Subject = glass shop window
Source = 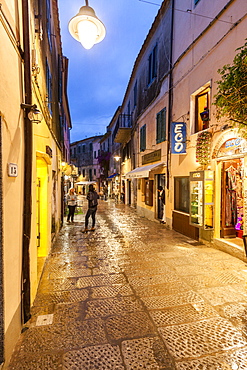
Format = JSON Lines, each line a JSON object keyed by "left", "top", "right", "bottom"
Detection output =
{"left": 174, "top": 177, "right": 189, "bottom": 213}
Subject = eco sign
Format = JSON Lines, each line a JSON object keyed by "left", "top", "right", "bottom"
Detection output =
{"left": 171, "top": 122, "right": 186, "bottom": 154}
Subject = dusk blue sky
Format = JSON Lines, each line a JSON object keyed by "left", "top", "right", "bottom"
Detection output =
{"left": 58, "top": 0, "right": 162, "bottom": 143}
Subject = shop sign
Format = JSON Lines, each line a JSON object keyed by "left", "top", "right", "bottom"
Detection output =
{"left": 142, "top": 149, "right": 161, "bottom": 165}
{"left": 217, "top": 138, "right": 247, "bottom": 158}
{"left": 46, "top": 145, "right": 53, "bottom": 158}
{"left": 171, "top": 122, "right": 186, "bottom": 154}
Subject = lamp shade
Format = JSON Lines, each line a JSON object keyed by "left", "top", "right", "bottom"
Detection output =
{"left": 68, "top": 5, "right": 106, "bottom": 49}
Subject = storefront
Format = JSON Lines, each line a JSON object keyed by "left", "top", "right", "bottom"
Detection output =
{"left": 125, "top": 162, "right": 165, "bottom": 219}
{"left": 212, "top": 135, "right": 247, "bottom": 245}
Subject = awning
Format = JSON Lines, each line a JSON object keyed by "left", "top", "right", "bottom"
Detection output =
{"left": 107, "top": 173, "right": 119, "bottom": 180}
{"left": 125, "top": 162, "right": 164, "bottom": 179}
{"left": 75, "top": 181, "right": 96, "bottom": 185}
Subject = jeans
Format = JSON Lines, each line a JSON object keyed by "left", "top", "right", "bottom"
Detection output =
{"left": 67, "top": 205, "right": 76, "bottom": 222}
{"left": 85, "top": 206, "right": 97, "bottom": 228}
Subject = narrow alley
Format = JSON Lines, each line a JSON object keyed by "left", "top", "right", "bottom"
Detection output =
{"left": 8, "top": 199, "right": 247, "bottom": 369}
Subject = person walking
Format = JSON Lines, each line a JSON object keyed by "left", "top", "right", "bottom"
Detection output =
{"left": 157, "top": 185, "right": 166, "bottom": 224}
{"left": 83, "top": 184, "right": 99, "bottom": 232}
{"left": 66, "top": 187, "right": 77, "bottom": 223}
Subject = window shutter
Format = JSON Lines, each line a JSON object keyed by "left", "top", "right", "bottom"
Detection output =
{"left": 161, "top": 108, "right": 166, "bottom": 142}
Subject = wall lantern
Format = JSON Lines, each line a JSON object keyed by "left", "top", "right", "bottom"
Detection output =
{"left": 114, "top": 156, "right": 121, "bottom": 162}
{"left": 68, "top": 0, "right": 106, "bottom": 50}
{"left": 21, "top": 103, "right": 43, "bottom": 124}
{"left": 200, "top": 107, "right": 210, "bottom": 122}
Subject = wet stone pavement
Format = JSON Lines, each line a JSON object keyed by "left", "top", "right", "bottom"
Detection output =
{"left": 8, "top": 200, "right": 247, "bottom": 369}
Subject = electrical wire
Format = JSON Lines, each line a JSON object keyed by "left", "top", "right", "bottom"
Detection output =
{"left": 138, "top": 0, "right": 161, "bottom": 6}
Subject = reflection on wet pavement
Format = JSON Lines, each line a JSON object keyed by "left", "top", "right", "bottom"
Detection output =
{"left": 8, "top": 200, "right": 247, "bottom": 369}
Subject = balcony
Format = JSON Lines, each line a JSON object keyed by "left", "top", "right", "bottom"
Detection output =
{"left": 113, "top": 114, "right": 132, "bottom": 143}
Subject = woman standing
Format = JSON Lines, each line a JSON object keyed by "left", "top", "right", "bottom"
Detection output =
{"left": 66, "top": 188, "right": 77, "bottom": 223}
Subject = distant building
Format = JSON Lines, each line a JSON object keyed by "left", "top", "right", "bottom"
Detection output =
{"left": 70, "top": 136, "right": 103, "bottom": 191}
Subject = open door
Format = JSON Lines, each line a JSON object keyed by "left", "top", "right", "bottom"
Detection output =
{"left": 221, "top": 160, "right": 243, "bottom": 238}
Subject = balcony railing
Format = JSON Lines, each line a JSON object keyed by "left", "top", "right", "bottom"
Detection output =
{"left": 113, "top": 114, "right": 132, "bottom": 143}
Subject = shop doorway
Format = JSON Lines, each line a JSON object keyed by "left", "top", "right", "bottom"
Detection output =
{"left": 128, "top": 180, "right": 131, "bottom": 205}
{"left": 221, "top": 159, "right": 243, "bottom": 238}
{"left": 36, "top": 158, "right": 49, "bottom": 256}
{"left": 36, "top": 178, "right": 41, "bottom": 248}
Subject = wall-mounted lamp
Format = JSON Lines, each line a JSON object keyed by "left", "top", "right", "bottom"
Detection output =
{"left": 68, "top": 0, "right": 106, "bottom": 50}
{"left": 21, "top": 103, "right": 43, "bottom": 124}
{"left": 200, "top": 107, "right": 210, "bottom": 122}
{"left": 114, "top": 156, "right": 121, "bottom": 162}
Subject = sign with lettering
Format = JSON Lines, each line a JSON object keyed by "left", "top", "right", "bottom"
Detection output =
{"left": 8, "top": 163, "right": 18, "bottom": 177}
{"left": 217, "top": 137, "right": 247, "bottom": 157}
{"left": 142, "top": 149, "right": 161, "bottom": 165}
{"left": 46, "top": 145, "right": 53, "bottom": 158}
{"left": 171, "top": 122, "right": 186, "bottom": 154}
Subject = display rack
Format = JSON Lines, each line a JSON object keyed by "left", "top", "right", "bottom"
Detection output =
{"left": 189, "top": 170, "right": 214, "bottom": 229}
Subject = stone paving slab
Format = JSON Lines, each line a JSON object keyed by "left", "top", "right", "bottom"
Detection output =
{"left": 7, "top": 200, "right": 247, "bottom": 369}
{"left": 159, "top": 317, "right": 247, "bottom": 360}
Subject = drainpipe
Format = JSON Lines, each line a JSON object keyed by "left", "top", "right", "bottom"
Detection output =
{"left": 166, "top": 0, "right": 174, "bottom": 190}
{"left": 22, "top": 0, "right": 32, "bottom": 323}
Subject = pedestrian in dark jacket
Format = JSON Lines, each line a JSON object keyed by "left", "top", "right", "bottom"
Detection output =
{"left": 158, "top": 185, "right": 166, "bottom": 224}
{"left": 83, "top": 184, "right": 99, "bottom": 232}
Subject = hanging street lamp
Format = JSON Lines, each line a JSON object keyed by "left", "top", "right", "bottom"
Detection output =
{"left": 68, "top": 0, "right": 106, "bottom": 50}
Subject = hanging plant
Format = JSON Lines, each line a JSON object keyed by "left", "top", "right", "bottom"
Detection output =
{"left": 196, "top": 131, "right": 212, "bottom": 165}
{"left": 97, "top": 151, "right": 111, "bottom": 178}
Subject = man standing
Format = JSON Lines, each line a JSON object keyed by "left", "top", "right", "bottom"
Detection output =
{"left": 83, "top": 184, "right": 99, "bottom": 232}
{"left": 66, "top": 188, "right": 77, "bottom": 223}
{"left": 157, "top": 185, "right": 166, "bottom": 224}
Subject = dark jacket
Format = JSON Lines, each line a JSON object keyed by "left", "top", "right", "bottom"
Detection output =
{"left": 160, "top": 190, "right": 165, "bottom": 204}
{"left": 87, "top": 190, "right": 99, "bottom": 208}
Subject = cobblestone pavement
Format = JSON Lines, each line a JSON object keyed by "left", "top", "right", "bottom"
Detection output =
{"left": 8, "top": 200, "right": 247, "bottom": 369}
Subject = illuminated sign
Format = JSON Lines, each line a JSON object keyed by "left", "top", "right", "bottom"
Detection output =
{"left": 171, "top": 122, "right": 186, "bottom": 154}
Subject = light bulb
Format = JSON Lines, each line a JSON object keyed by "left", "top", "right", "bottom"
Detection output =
{"left": 77, "top": 19, "right": 98, "bottom": 50}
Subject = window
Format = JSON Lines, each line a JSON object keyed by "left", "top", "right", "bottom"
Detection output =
{"left": 140, "top": 124, "right": 146, "bottom": 152}
{"left": 82, "top": 169, "right": 85, "bottom": 177}
{"left": 46, "top": 60, "right": 52, "bottom": 114}
{"left": 89, "top": 143, "right": 93, "bottom": 151}
{"left": 148, "top": 44, "right": 157, "bottom": 85}
{"left": 94, "top": 169, "right": 96, "bottom": 176}
{"left": 73, "top": 147, "right": 76, "bottom": 156}
{"left": 134, "top": 80, "right": 137, "bottom": 108}
{"left": 156, "top": 108, "right": 166, "bottom": 144}
{"left": 94, "top": 151, "right": 97, "bottom": 158}
{"left": 78, "top": 146, "right": 81, "bottom": 153}
{"left": 46, "top": 0, "right": 52, "bottom": 49}
{"left": 174, "top": 177, "right": 189, "bottom": 213}
{"left": 194, "top": 86, "right": 210, "bottom": 133}
{"left": 194, "top": 0, "right": 201, "bottom": 5}
{"left": 82, "top": 145, "right": 85, "bottom": 153}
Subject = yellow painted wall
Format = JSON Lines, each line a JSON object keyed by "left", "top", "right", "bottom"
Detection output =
{"left": 0, "top": 0, "right": 24, "bottom": 364}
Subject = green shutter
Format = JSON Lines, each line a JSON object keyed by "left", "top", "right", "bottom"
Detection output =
{"left": 161, "top": 108, "right": 166, "bottom": 142}
{"left": 156, "top": 108, "right": 166, "bottom": 143}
